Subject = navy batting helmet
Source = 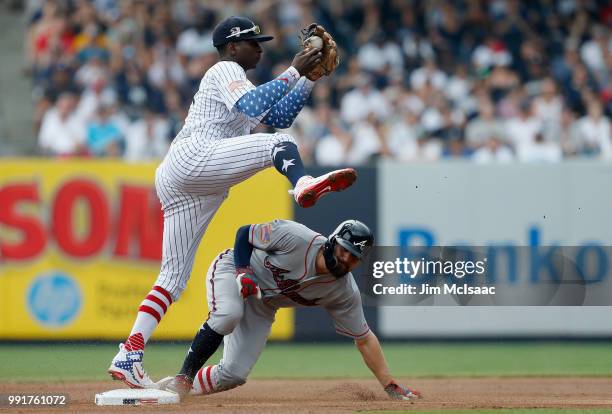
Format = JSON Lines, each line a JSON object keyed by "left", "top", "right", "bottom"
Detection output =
{"left": 329, "top": 220, "right": 374, "bottom": 259}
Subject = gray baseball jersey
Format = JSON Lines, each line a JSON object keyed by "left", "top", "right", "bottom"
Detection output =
{"left": 248, "top": 219, "right": 370, "bottom": 339}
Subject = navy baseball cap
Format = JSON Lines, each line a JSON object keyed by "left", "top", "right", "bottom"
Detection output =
{"left": 212, "top": 16, "right": 274, "bottom": 47}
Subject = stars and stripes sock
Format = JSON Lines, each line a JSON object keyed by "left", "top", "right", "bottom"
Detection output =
{"left": 271, "top": 142, "right": 306, "bottom": 187}
{"left": 179, "top": 322, "right": 224, "bottom": 380}
{"left": 124, "top": 285, "right": 173, "bottom": 351}
{"left": 235, "top": 66, "right": 301, "bottom": 117}
{"left": 261, "top": 77, "right": 315, "bottom": 128}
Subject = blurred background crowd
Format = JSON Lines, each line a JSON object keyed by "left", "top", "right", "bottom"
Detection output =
{"left": 24, "top": 0, "right": 611, "bottom": 164}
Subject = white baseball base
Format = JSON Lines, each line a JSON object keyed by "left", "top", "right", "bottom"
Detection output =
{"left": 95, "top": 388, "right": 180, "bottom": 406}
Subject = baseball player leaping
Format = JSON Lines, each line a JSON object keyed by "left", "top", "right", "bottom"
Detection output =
{"left": 108, "top": 16, "right": 356, "bottom": 388}
{"left": 156, "top": 219, "right": 422, "bottom": 401}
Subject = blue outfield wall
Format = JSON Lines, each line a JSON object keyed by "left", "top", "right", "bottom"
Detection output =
{"left": 293, "top": 167, "right": 378, "bottom": 341}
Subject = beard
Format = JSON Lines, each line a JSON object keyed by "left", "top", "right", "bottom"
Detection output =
{"left": 329, "top": 262, "right": 349, "bottom": 278}
{"left": 323, "top": 242, "right": 349, "bottom": 278}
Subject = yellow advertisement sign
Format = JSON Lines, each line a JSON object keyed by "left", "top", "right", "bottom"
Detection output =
{"left": 0, "top": 160, "right": 293, "bottom": 340}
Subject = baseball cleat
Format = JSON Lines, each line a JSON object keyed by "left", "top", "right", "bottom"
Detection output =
{"left": 108, "top": 343, "right": 155, "bottom": 389}
{"left": 384, "top": 381, "right": 423, "bottom": 400}
{"left": 158, "top": 374, "right": 193, "bottom": 399}
{"left": 236, "top": 274, "right": 262, "bottom": 299}
{"left": 290, "top": 168, "right": 357, "bottom": 208}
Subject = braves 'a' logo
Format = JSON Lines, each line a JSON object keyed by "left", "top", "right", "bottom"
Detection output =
{"left": 264, "top": 256, "right": 320, "bottom": 306}
{"left": 353, "top": 240, "right": 367, "bottom": 250}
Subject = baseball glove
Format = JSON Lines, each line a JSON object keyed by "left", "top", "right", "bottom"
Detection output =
{"left": 384, "top": 380, "right": 422, "bottom": 401}
{"left": 299, "top": 23, "right": 339, "bottom": 81}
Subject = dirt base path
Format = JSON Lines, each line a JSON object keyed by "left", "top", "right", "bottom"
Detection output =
{"left": 2, "top": 377, "right": 612, "bottom": 413}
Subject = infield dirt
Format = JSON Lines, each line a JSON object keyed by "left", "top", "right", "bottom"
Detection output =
{"left": 1, "top": 377, "right": 612, "bottom": 413}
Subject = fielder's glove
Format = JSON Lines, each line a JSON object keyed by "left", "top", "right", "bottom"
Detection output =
{"left": 384, "top": 380, "right": 422, "bottom": 401}
{"left": 299, "top": 23, "right": 339, "bottom": 81}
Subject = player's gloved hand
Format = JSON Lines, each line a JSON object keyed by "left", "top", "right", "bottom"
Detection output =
{"left": 291, "top": 48, "right": 323, "bottom": 78}
{"left": 235, "top": 266, "right": 262, "bottom": 300}
{"left": 384, "top": 380, "right": 422, "bottom": 401}
{"left": 299, "top": 23, "right": 339, "bottom": 81}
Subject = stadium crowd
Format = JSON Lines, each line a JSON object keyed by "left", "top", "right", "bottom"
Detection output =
{"left": 26, "top": 0, "right": 611, "bottom": 164}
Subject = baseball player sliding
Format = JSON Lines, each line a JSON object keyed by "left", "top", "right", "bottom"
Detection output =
{"left": 108, "top": 16, "right": 355, "bottom": 388}
{"left": 156, "top": 219, "right": 422, "bottom": 401}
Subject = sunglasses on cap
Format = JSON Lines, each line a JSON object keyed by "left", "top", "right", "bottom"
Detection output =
{"left": 226, "top": 25, "right": 261, "bottom": 39}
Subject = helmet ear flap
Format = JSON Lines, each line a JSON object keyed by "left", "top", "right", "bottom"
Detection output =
{"left": 323, "top": 238, "right": 340, "bottom": 275}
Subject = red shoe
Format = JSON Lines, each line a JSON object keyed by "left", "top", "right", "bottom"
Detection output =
{"left": 290, "top": 168, "right": 357, "bottom": 208}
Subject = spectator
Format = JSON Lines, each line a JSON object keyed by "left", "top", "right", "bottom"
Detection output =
{"left": 340, "top": 75, "right": 390, "bottom": 124}
{"left": 580, "top": 25, "right": 610, "bottom": 88}
{"left": 472, "top": 136, "right": 515, "bottom": 164}
{"left": 314, "top": 120, "right": 353, "bottom": 167}
{"left": 357, "top": 31, "right": 403, "bottom": 80}
{"left": 85, "top": 103, "right": 123, "bottom": 157}
{"left": 557, "top": 107, "right": 580, "bottom": 156}
{"left": 472, "top": 36, "right": 512, "bottom": 74}
{"left": 532, "top": 77, "right": 563, "bottom": 138}
{"left": 38, "top": 92, "right": 85, "bottom": 156}
{"left": 574, "top": 101, "right": 611, "bottom": 159}
{"left": 147, "top": 34, "right": 186, "bottom": 91}
{"left": 386, "top": 109, "right": 422, "bottom": 161}
{"left": 445, "top": 65, "right": 472, "bottom": 105}
{"left": 465, "top": 100, "right": 505, "bottom": 149}
{"left": 20, "top": 1, "right": 611, "bottom": 165}
{"left": 410, "top": 58, "right": 447, "bottom": 92}
{"left": 75, "top": 70, "right": 116, "bottom": 124}
{"left": 505, "top": 101, "right": 542, "bottom": 152}
{"left": 124, "top": 108, "right": 170, "bottom": 162}
{"left": 348, "top": 113, "right": 386, "bottom": 164}
{"left": 176, "top": 11, "right": 216, "bottom": 58}
{"left": 517, "top": 132, "right": 563, "bottom": 163}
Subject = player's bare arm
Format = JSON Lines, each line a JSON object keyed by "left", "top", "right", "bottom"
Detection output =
{"left": 355, "top": 331, "right": 422, "bottom": 400}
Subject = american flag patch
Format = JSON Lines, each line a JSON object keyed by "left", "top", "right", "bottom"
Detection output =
{"left": 259, "top": 224, "right": 271, "bottom": 243}
{"left": 228, "top": 80, "right": 246, "bottom": 92}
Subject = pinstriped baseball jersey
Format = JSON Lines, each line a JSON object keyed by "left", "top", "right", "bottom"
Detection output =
{"left": 174, "top": 61, "right": 267, "bottom": 145}
{"left": 155, "top": 60, "right": 294, "bottom": 196}
{"left": 151, "top": 60, "right": 302, "bottom": 298}
{"left": 245, "top": 219, "right": 370, "bottom": 339}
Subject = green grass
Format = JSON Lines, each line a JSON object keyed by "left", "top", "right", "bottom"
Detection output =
{"left": 363, "top": 410, "right": 612, "bottom": 414}
{"left": 0, "top": 342, "right": 611, "bottom": 382}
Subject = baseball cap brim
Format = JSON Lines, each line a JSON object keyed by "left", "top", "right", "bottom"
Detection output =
{"left": 247, "top": 34, "right": 274, "bottom": 42}
{"left": 214, "top": 34, "right": 274, "bottom": 47}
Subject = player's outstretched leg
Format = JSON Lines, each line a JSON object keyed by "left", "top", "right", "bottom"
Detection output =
{"left": 270, "top": 139, "right": 357, "bottom": 208}
{"left": 108, "top": 190, "right": 225, "bottom": 389}
{"left": 108, "top": 285, "right": 173, "bottom": 388}
{"left": 156, "top": 321, "right": 227, "bottom": 398}
{"left": 290, "top": 168, "right": 357, "bottom": 208}
{"left": 189, "top": 364, "right": 245, "bottom": 395}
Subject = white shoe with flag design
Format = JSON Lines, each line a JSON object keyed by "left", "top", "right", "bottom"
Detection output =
{"left": 108, "top": 343, "right": 155, "bottom": 389}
